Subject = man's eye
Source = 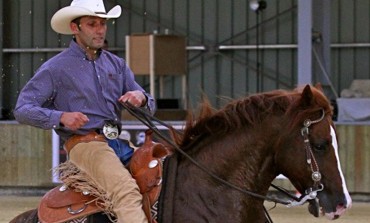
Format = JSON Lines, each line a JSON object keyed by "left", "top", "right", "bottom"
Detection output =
{"left": 87, "top": 22, "right": 106, "bottom": 27}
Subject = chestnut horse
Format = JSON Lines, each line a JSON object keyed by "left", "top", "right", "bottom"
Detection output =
{"left": 10, "top": 85, "right": 351, "bottom": 222}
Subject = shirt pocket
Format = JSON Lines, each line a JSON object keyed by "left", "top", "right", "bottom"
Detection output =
{"left": 106, "top": 73, "right": 124, "bottom": 97}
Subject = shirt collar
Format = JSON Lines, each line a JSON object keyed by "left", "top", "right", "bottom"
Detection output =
{"left": 69, "top": 39, "right": 102, "bottom": 60}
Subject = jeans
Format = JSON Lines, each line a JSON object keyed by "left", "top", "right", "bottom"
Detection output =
{"left": 108, "top": 139, "right": 134, "bottom": 165}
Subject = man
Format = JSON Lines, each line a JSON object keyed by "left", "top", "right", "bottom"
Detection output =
{"left": 13, "top": 0, "right": 155, "bottom": 222}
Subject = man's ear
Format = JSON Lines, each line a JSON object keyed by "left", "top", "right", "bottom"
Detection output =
{"left": 70, "top": 22, "right": 79, "bottom": 34}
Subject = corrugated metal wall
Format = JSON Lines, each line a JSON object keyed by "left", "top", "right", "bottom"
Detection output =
{"left": 1, "top": 0, "right": 370, "bottom": 119}
{"left": 331, "top": 1, "right": 370, "bottom": 91}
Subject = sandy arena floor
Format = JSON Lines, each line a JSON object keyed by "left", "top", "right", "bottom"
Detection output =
{"left": 1, "top": 196, "right": 369, "bottom": 223}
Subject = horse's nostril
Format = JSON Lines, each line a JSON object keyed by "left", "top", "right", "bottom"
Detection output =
{"left": 338, "top": 203, "right": 348, "bottom": 209}
{"left": 333, "top": 203, "right": 348, "bottom": 218}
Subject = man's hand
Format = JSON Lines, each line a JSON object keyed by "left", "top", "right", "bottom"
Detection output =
{"left": 118, "top": 90, "right": 147, "bottom": 107}
{"left": 60, "top": 112, "right": 89, "bottom": 131}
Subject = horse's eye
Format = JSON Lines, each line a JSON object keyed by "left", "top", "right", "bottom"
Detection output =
{"left": 314, "top": 144, "right": 325, "bottom": 151}
{"left": 312, "top": 142, "right": 328, "bottom": 151}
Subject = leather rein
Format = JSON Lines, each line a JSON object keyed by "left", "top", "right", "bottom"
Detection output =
{"left": 122, "top": 102, "right": 326, "bottom": 219}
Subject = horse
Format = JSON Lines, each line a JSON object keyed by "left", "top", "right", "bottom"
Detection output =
{"left": 10, "top": 84, "right": 352, "bottom": 223}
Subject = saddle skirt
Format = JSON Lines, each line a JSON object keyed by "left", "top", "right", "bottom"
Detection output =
{"left": 129, "top": 130, "right": 169, "bottom": 222}
{"left": 38, "top": 185, "right": 101, "bottom": 223}
{"left": 38, "top": 130, "right": 169, "bottom": 223}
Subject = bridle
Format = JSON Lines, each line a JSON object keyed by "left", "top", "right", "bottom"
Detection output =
{"left": 122, "top": 103, "right": 327, "bottom": 221}
{"left": 284, "top": 109, "right": 326, "bottom": 207}
{"left": 301, "top": 109, "right": 325, "bottom": 184}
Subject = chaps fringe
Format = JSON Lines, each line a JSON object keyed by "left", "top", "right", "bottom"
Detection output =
{"left": 54, "top": 161, "right": 116, "bottom": 222}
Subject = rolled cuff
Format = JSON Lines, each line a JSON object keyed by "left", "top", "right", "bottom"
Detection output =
{"left": 142, "top": 92, "right": 156, "bottom": 115}
{"left": 49, "top": 110, "right": 64, "bottom": 129}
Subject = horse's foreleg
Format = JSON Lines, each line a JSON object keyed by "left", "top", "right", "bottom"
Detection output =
{"left": 9, "top": 209, "right": 38, "bottom": 223}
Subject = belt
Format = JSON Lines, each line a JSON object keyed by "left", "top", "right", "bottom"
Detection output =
{"left": 64, "top": 132, "right": 106, "bottom": 154}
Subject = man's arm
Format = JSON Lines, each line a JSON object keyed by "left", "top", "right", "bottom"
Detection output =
{"left": 13, "top": 69, "right": 63, "bottom": 129}
{"left": 121, "top": 61, "right": 156, "bottom": 114}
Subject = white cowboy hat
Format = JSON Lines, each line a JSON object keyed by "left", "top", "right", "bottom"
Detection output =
{"left": 51, "top": 0, "right": 122, "bottom": 35}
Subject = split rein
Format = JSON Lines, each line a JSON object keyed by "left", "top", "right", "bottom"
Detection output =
{"left": 122, "top": 102, "right": 325, "bottom": 208}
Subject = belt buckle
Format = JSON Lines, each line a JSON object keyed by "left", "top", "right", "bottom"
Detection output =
{"left": 103, "top": 123, "right": 119, "bottom": 139}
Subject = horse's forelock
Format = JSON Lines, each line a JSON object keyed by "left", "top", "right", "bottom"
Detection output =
{"left": 285, "top": 85, "right": 333, "bottom": 133}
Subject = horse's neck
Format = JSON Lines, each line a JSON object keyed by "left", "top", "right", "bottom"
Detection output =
{"left": 167, "top": 132, "right": 277, "bottom": 222}
{"left": 205, "top": 130, "right": 277, "bottom": 190}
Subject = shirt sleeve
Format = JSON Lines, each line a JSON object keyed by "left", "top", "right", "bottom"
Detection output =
{"left": 141, "top": 91, "right": 156, "bottom": 114}
{"left": 122, "top": 60, "right": 156, "bottom": 115}
{"left": 13, "top": 68, "right": 63, "bottom": 130}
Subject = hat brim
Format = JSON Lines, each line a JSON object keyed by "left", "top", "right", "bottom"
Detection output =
{"left": 51, "top": 5, "right": 121, "bottom": 35}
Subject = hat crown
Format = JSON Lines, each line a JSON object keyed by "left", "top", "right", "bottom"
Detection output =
{"left": 71, "top": 0, "right": 107, "bottom": 14}
{"left": 51, "top": 0, "right": 121, "bottom": 35}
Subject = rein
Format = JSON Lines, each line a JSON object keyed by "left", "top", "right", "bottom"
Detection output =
{"left": 122, "top": 103, "right": 326, "bottom": 210}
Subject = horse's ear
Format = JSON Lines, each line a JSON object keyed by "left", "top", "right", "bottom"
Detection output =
{"left": 300, "top": 84, "right": 314, "bottom": 107}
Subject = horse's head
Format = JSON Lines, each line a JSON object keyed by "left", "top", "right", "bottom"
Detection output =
{"left": 275, "top": 85, "right": 352, "bottom": 220}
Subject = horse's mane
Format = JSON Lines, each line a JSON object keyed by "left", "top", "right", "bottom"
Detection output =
{"left": 174, "top": 85, "right": 332, "bottom": 149}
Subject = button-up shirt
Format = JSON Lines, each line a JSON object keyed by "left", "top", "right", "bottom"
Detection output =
{"left": 14, "top": 40, "right": 155, "bottom": 141}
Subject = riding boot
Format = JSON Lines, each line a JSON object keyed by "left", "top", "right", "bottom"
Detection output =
{"left": 69, "top": 141, "right": 148, "bottom": 223}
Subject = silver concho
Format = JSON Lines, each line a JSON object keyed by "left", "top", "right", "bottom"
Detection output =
{"left": 148, "top": 160, "right": 159, "bottom": 168}
{"left": 312, "top": 171, "right": 322, "bottom": 182}
{"left": 103, "top": 123, "right": 119, "bottom": 139}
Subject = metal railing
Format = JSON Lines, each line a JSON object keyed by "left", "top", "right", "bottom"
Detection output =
{"left": 3, "top": 42, "right": 370, "bottom": 53}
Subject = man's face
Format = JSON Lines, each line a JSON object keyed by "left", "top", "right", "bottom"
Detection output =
{"left": 71, "top": 16, "right": 107, "bottom": 50}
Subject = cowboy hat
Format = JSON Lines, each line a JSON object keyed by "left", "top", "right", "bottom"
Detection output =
{"left": 51, "top": 0, "right": 122, "bottom": 35}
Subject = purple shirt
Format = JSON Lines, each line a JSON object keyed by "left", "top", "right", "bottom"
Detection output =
{"left": 14, "top": 40, "right": 155, "bottom": 140}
